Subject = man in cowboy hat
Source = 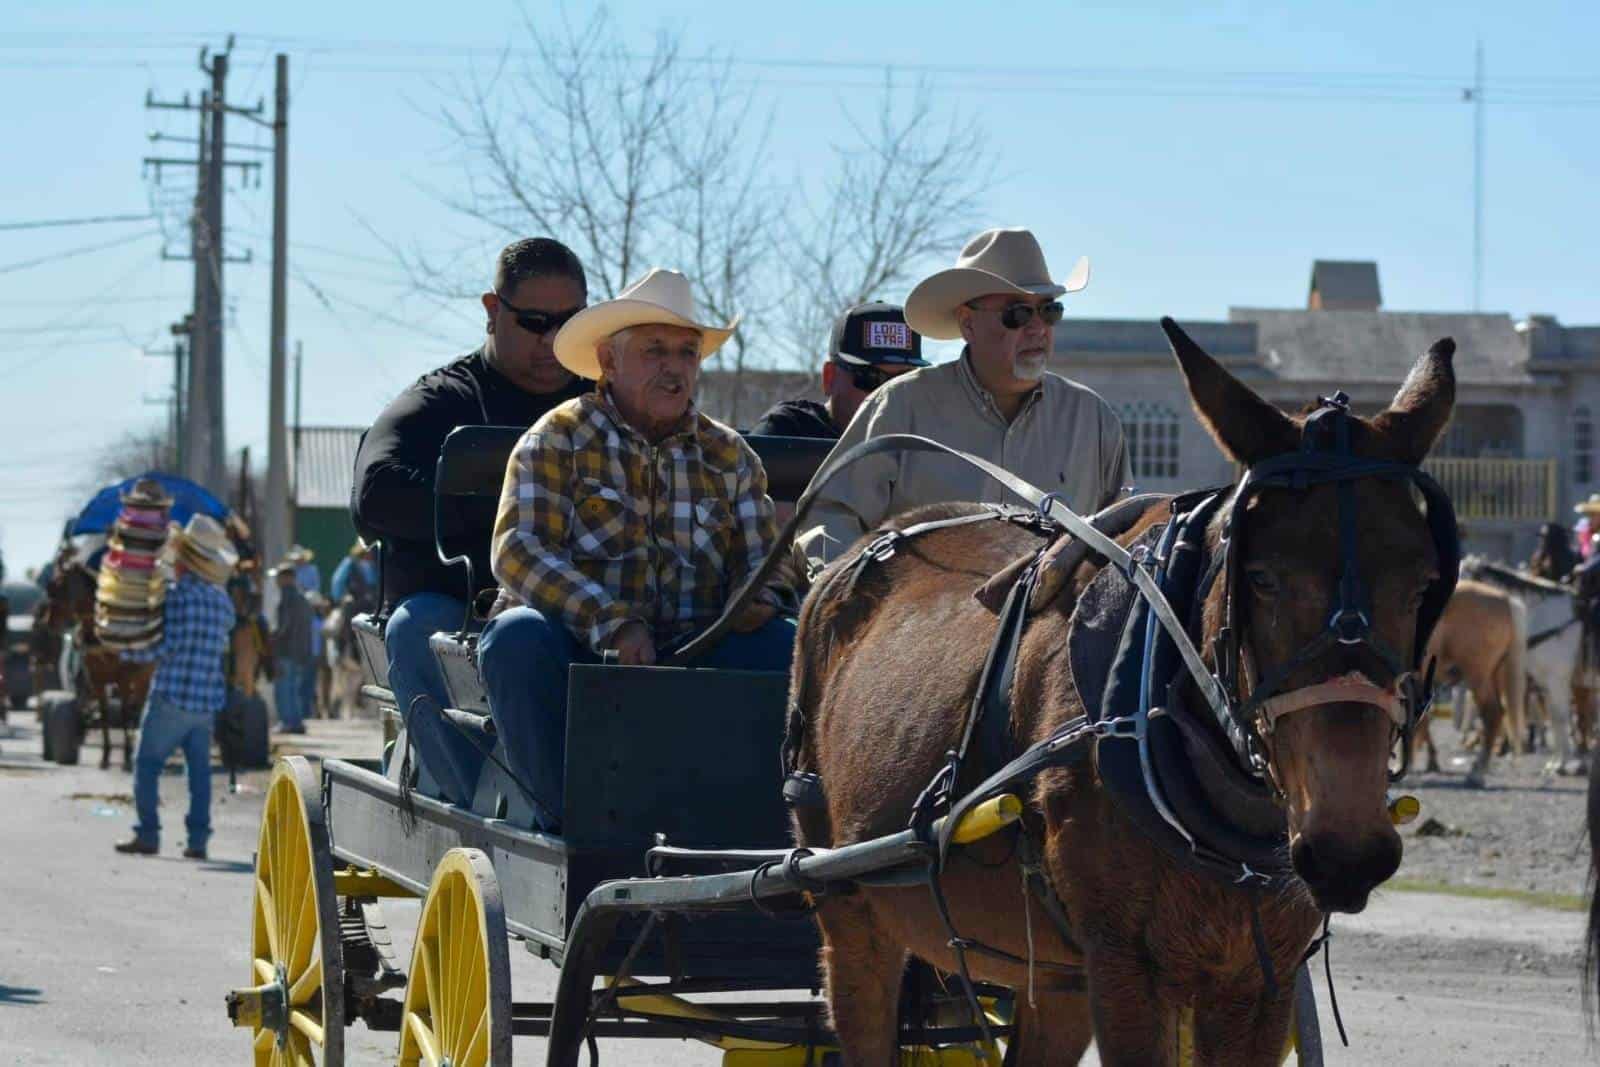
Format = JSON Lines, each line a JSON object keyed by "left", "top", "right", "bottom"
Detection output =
{"left": 801, "top": 227, "right": 1128, "bottom": 572}
{"left": 464, "top": 267, "right": 794, "bottom": 824}
{"left": 752, "top": 303, "right": 928, "bottom": 441}
{"left": 353, "top": 237, "right": 594, "bottom": 745}
{"left": 114, "top": 514, "right": 237, "bottom": 859}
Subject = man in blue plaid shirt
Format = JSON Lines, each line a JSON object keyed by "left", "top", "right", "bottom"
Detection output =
{"left": 114, "top": 516, "right": 237, "bottom": 860}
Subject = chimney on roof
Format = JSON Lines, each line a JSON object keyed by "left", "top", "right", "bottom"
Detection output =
{"left": 1308, "top": 260, "right": 1382, "bottom": 311}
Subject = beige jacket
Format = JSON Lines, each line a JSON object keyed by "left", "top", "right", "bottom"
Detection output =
{"left": 801, "top": 352, "right": 1129, "bottom": 570}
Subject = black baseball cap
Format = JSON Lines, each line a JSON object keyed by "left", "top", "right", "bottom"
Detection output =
{"left": 829, "top": 302, "right": 928, "bottom": 368}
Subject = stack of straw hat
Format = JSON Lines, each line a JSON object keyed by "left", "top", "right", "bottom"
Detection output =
{"left": 94, "top": 479, "right": 173, "bottom": 649}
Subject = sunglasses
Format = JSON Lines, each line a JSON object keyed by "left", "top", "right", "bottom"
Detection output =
{"left": 496, "top": 292, "right": 585, "bottom": 336}
{"left": 967, "top": 300, "right": 1065, "bottom": 330}
{"left": 835, "top": 362, "right": 894, "bottom": 393}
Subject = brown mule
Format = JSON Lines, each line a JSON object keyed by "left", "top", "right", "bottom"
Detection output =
{"left": 788, "top": 324, "right": 1455, "bottom": 1065}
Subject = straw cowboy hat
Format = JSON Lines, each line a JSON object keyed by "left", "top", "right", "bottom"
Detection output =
{"left": 904, "top": 227, "right": 1090, "bottom": 340}
{"left": 1575, "top": 493, "right": 1600, "bottom": 516}
{"left": 172, "top": 513, "right": 239, "bottom": 586}
{"left": 553, "top": 268, "right": 737, "bottom": 381}
{"left": 119, "top": 477, "right": 173, "bottom": 511}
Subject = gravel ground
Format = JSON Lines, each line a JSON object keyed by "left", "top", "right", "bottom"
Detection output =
{"left": 1396, "top": 719, "right": 1592, "bottom": 899}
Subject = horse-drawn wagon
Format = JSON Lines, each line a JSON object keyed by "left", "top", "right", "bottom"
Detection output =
{"left": 224, "top": 405, "right": 1358, "bottom": 1065}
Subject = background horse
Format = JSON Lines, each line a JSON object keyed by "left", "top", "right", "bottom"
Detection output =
{"left": 1464, "top": 559, "right": 1585, "bottom": 776}
{"left": 788, "top": 325, "right": 1455, "bottom": 1065}
{"left": 1418, "top": 578, "right": 1527, "bottom": 783}
{"left": 45, "top": 560, "right": 153, "bottom": 770}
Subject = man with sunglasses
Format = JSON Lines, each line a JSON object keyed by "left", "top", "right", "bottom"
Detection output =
{"left": 752, "top": 303, "right": 928, "bottom": 441}
{"left": 801, "top": 227, "right": 1128, "bottom": 572}
{"left": 352, "top": 238, "right": 591, "bottom": 801}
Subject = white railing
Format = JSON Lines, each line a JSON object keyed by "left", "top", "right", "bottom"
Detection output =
{"left": 1422, "top": 457, "right": 1557, "bottom": 523}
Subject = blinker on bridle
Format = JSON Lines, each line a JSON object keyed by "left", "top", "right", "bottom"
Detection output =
{"left": 1210, "top": 391, "right": 1459, "bottom": 783}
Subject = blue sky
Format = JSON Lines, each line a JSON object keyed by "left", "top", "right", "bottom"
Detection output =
{"left": 3, "top": 1, "right": 1598, "bottom": 572}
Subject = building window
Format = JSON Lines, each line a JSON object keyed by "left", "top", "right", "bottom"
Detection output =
{"left": 1119, "top": 402, "right": 1181, "bottom": 480}
{"left": 1576, "top": 405, "right": 1594, "bottom": 485}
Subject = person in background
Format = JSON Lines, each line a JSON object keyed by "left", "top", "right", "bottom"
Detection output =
{"left": 752, "top": 303, "right": 927, "bottom": 440}
{"left": 114, "top": 515, "right": 237, "bottom": 859}
{"left": 331, "top": 541, "right": 379, "bottom": 614}
{"left": 270, "top": 560, "right": 315, "bottom": 734}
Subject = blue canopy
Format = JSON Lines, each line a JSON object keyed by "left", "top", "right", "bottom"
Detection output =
{"left": 69, "top": 471, "right": 229, "bottom": 537}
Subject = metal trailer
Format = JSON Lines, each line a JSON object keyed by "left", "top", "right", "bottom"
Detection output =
{"left": 223, "top": 429, "right": 1324, "bottom": 1066}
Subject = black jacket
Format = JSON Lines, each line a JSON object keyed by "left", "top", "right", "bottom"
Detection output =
{"left": 749, "top": 397, "right": 840, "bottom": 440}
{"left": 351, "top": 348, "right": 590, "bottom": 608}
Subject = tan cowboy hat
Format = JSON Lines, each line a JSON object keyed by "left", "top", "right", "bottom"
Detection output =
{"left": 904, "top": 228, "right": 1090, "bottom": 340}
{"left": 552, "top": 268, "right": 738, "bottom": 380}
{"left": 1575, "top": 493, "right": 1600, "bottom": 516}
{"left": 172, "top": 513, "right": 239, "bottom": 586}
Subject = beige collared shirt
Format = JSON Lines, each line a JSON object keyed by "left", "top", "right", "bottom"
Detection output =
{"left": 801, "top": 352, "right": 1129, "bottom": 570}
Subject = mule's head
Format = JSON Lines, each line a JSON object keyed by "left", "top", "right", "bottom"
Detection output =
{"left": 1165, "top": 317, "right": 1455, "bottom": 913}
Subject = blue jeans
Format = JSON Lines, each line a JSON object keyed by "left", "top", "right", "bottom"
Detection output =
{"left": 274, "top": 659, "right": 312, "bottom": 729}
{"left": 131, "top": 695, "right": 214, "bottom": 850}
{"left": 478, "top": 608, "right": 798, "bottom": 830}
{"left": 385, "top": 592, "right": 482, "bottom": 805}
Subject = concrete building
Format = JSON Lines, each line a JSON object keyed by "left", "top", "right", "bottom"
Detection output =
{"left": 1055, "top": 260, "right": 1600, "bottom": 561}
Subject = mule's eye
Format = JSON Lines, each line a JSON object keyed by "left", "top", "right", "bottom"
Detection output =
{"left": 1246, "top": 567, "right": 1280, "bottom": 597}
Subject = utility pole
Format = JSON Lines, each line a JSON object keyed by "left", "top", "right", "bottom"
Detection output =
{"left": 263, "top": 53, "right": 291, "bottom": 581}
{"left": 201, "top": 47, "right": 229, "bottom": 496}
{"left": 293, "top": 341, "right": 304, "bottom": 508}
{"left": 143, "top": 36, "right": 262, "bottom": 495}
{"left": 189, "top": 90, "right": 212, "bottom": 487}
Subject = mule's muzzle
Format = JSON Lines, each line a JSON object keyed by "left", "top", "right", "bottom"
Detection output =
{"left": 1291, "top": 828, "right": 1401, "bottom": 914}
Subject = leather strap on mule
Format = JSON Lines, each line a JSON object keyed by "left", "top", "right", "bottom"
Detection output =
{"left": 671, "top": 434, "right": 1235, "bottom": 744}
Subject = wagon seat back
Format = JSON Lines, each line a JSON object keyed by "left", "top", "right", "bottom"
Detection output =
{"left": 417, "top": 426, "right": 829, "bottom": 826}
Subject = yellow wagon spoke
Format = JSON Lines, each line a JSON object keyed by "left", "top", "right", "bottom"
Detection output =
{"left": 288, "top": 1008, "right": 325, "bottom": 1047}
{"left": 406, "top": 1010, "right": 443, "bottom": 1067}
{"left": 289, "top": 959, "right": 322, "bottom": 1007}
{"left": 256, "top": 878, "right": 281, "bottom": 964}
{"left": 254, "top": 957, "right": 276, "bottom": 985}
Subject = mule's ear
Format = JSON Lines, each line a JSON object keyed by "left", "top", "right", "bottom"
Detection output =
{"left": 1162, "top": 317, "right": 1298, "bottom": 464}
{"left": 1370, "top": 338, "right": 1456, "bottom": 464}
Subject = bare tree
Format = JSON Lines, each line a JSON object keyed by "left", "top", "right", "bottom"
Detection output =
{"left": 88, "top": 425, "right": 178, "bottom": 491}
{"left": 406, "top": 7, "right": 992, "bottom": 419}
{"left": 783, "top": 80, "right": 992, "bottom": 362}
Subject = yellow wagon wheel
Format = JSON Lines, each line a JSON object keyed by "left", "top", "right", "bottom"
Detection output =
{"left": 227, "top": 756, "right": 345, "bottom": 1065}
{"left": 397, "top": 848, "right": 513, "bottom": 1067}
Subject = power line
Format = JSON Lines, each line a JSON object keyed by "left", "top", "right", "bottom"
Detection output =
{"left": 0, "top": 212, "right": 154, "bottom": 232}
{"left": 0, "top": 229, "right": 160, "bottom": 276}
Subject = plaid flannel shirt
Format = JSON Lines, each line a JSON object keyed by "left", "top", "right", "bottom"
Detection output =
{"left": 123, "top": 572, "right": 237, "bottom": 713}
{"left": 491, "top": 389, "right": 788, "bottom": 653}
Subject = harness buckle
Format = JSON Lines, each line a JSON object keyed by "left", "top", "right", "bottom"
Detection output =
{"left": 1329, "top": 606, "right": 1370, "bottom": 645}
{"left": 1093, "top": 715, "right": 1143, "bottom": 740}
{"left": 862, "top": 531, "right": 903, "bottom": 562}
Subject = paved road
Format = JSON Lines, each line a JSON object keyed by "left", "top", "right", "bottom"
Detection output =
{"left": 0, "top": 711, "right": 1589, "bottom": 1065}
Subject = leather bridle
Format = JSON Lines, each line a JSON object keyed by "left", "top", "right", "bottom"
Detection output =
{"left": 1206, "top": 393, "right": 1459, "bottom": 786}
